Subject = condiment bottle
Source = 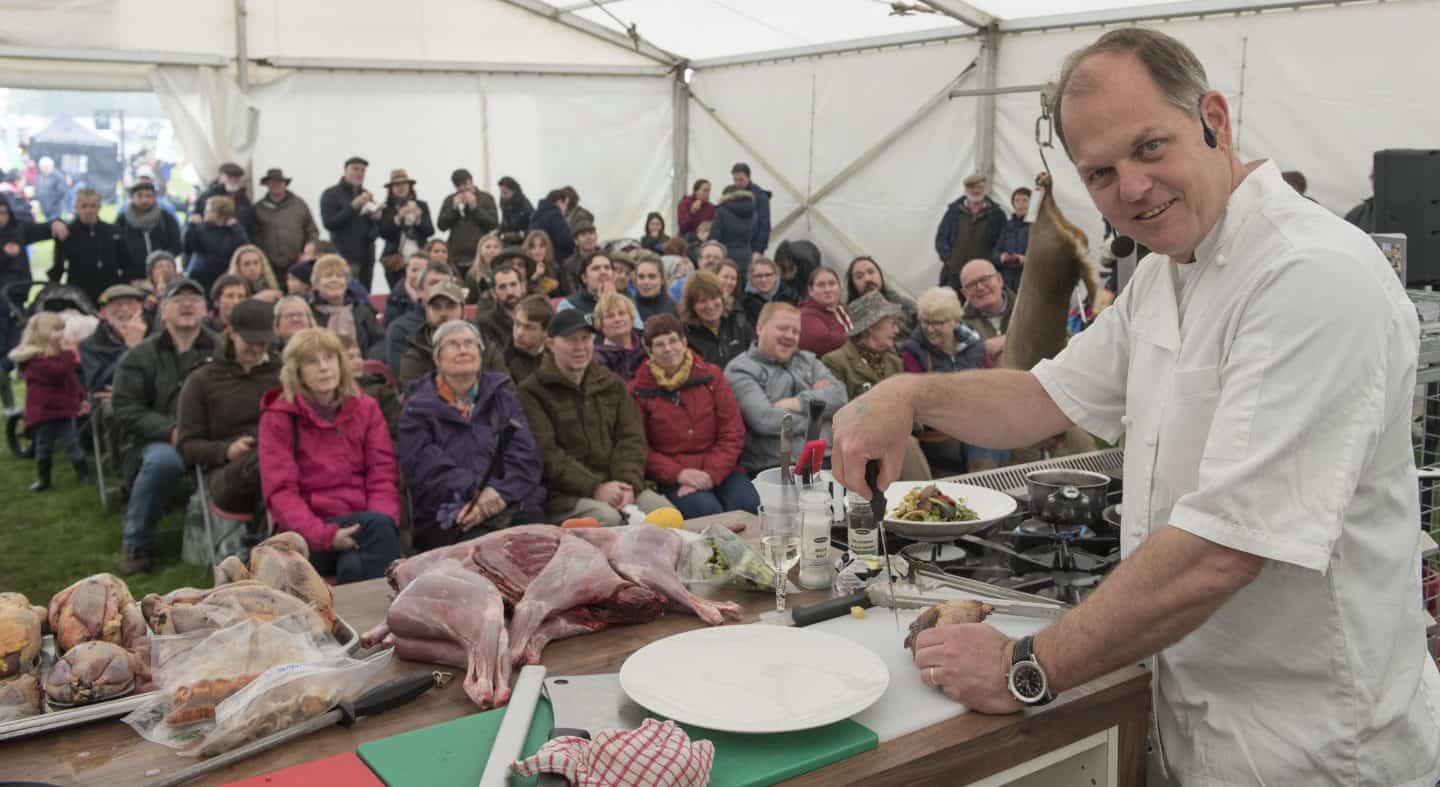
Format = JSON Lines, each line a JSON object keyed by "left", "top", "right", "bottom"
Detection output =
{"left": 846, "top": 492, "right": 879, "bottom": 560}
{"left": 797, "top": 490, "right": 833, "bottom": 590}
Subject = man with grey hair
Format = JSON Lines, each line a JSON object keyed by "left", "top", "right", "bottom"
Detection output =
{"left": 934, "top": 173, "right": 1004, "bottom": 293}
{"left": 834, "top": 27, "right": 1440, "bottom": 786}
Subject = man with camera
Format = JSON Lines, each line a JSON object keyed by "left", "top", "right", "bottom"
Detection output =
{"left": 320, "top": 156, "right": 381, "bottom": 291}
{"left": 437, "top": 168, "right": 499, "bottom": 275}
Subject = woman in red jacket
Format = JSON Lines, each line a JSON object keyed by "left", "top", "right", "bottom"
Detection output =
{"left": 259, "top": 327, "right": 401, "bottom": 583}
{"left": 629, "top": 313, "right": 758, "bottom": 518}
{"left": 675, "top": 179, "right": 715, "bottom": 239}
{"left": 7, "top": 312, "right": 88, "bottom": 491}
{"left": 798, "top": 267, "right": 852, "bottom": 357}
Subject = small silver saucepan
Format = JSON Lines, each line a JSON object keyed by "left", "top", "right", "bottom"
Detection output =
{"left": 1024, "top": 469, "right": 1112, "bottom": 527}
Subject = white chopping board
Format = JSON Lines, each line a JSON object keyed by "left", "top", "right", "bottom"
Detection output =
{"left": 808, "top": 590, "right": 1052, "bottom": 742}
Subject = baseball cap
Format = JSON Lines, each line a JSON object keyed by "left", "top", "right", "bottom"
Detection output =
{"left": 546, "top": 309, "right": 596, "bottom": 338}
{"left": 229, "top": 299, "right": 276, "bottom": 346}
{"left": 164, "top": 278, "right": 205, "bottom": 300}
{"left": 426, "top": 281, "right": 466, "bottom": 306}
{"left": 98, "top": 284, "right": 144, "bottom": 306}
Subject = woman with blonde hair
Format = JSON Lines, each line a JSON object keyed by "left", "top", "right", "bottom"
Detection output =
{"left": 465, "top": 231, "right": 504, "bottom": 300}
{"left": 307, "top": 253, "right": 382, "bottom": 357}
{"left": 522, "top": 229, "right": 559, "bottom": 295}
{"left": 593, "top": 292, "right": 646, "bottom": 380}
{"left": 272, "top": 294, "right": 317, "bottom": 348}
{"left": 227, "top": 244, "right": 281, "bottom": 299}
{"left": 258, "top": 327, "right": 401, "bottom": 583}
{"left": 8, "top": 312, "right": 88, "bottom": 491}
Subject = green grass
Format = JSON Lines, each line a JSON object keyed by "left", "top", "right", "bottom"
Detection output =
{"left": 0, "top": 381, "right": 209, "bottom": 602}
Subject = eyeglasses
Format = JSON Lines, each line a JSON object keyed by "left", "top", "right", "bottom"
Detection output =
{"left": 920, "top": 318, "right": 953, "bottom": 329}
{"left": 961, "top": 273, "right": 1000, "bottom": 293}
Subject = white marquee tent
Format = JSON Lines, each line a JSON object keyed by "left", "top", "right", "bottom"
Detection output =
{"left": 2, "top": 0, "right": 1435, "bottom": 293}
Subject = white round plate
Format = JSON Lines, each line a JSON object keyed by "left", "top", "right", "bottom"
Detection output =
{"left": 619, "top": 624, "right": 889, "bottom": 734}
{"left": 881, "top": 481, "right": 1019, "bottom": 542}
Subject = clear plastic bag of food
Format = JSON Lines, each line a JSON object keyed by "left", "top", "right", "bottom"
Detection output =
{"left": 193, "top": 650, "right": 390, "bottom": 757}
{"left": 124, "top": 613, "right": 344, "bottom": 750}
{"left": 678, "top": 522, "right": 775, "bottom": 591}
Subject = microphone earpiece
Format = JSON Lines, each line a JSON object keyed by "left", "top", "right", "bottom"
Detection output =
{"left": 1203, "top": 124, "right": 1218, "bottom": 149}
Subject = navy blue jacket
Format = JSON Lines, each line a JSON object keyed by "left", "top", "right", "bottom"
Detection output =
{"left": 748, "top": 181, "right": 773, "bottom": 254}
{"left": 711, "top": 192, "right": 757, "bottom": 275}
{"left": 183, "top": 222, "right": 248, "bottom": 295}
{"left": 530, "top": 199, "right": 575, "bottom": 263}
{"left": 990, "top": 214, "right": 1030, "bottom": 293}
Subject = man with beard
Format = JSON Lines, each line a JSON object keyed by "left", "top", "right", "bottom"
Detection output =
{"left": 475, "top": 263, "right": 526, "bottom": 353}
{"left": 845, "top": 255, "right": 917, "bottom": 342}
{"left": 192, "top": 162, "right": 254, "bottom": 235}
{"left": 117, "top": 180, "right": 182, "bottom": 275}
{"left": 934, "top": 174, "right": 1005, "bottom": 293}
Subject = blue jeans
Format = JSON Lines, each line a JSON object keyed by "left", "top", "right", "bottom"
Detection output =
{"left": 307, "top": 511, "right": 403, "bottom": 585}
{"left": 663, "top": 470, "right": 761, "bottom": 519}
{"left": 123, "top": 441, "right": 185, "bottom": 550}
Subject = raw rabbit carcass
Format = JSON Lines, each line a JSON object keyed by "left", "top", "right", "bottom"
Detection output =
{"left": 213, "top": 532, "right": 336, "bottom": 633}
{"left": 47, "top": 574, "right": 147, "bottom": 653}
{"left": 0, "top": 593, "right": 46, "bottom": 677}
{"left": 141, "top": 581, "right": 330, "bottom": 639}
{"left": 569, "top": 526, "right": 743, "bottom": 625}
{"left": 45, "top": 640, "right": 144, "bottom": 706}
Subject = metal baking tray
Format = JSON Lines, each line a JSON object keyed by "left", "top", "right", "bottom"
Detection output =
{"left": 0, "top": 615, "right": 362, "bottom": 743}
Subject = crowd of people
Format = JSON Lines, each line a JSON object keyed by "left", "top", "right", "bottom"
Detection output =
{"left": 2, "top": 154, "right": 1040, "bottom": 582}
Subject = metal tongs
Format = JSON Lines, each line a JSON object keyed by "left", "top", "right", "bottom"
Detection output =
{"left": 865, "top": 460, "right": 899, "bottom": 630}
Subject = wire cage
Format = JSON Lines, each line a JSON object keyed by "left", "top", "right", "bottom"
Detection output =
{"left": 1408, "top": 290, "right": 1440, "bottom": 659}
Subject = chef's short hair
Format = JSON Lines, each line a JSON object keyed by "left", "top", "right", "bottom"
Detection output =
{"left": 1053, "top": 28, "right": 1209, "bottom": 155}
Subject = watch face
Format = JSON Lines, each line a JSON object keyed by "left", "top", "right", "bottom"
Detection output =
{"left": 1011, "top": 663, "right": 1046, "bottom": 701}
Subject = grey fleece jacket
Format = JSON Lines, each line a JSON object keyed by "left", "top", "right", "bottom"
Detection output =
{"left": 723, "top": 346, "right": 847, "bottom": 474}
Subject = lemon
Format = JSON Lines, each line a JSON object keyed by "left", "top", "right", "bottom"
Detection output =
{"left": 644, "top": 507, "right": 685, "bottom": 529}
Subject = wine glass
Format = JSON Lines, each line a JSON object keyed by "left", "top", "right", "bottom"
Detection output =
{"left": 758, "top": 505, "right": 801, "bottom": 612}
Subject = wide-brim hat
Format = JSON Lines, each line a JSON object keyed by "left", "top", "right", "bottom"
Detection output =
{"left": 260, "top": 167, "right": 291, "bottom": 185}
{"left": 847, "top": 290, "right": 902, "bottom": 337}
{"left": 494, "top": 245, "right": 529, "bottom": 267}
{"left": 387, "top": 169, "right": 416, "bottom": 188}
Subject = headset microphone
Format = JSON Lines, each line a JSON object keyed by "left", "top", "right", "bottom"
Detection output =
{"left": 1203, "top": 124, "right": 1218, "bottom": 148}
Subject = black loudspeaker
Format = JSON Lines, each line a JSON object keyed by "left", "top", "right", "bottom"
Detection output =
{"left": 1374, "top": 149, "right": 1440, "bottom": 286}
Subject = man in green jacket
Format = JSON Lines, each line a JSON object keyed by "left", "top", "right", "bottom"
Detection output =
{"left": 437, "top": 169, "right": 499, "bottom": 274}
{"left": 517, "top": 310, "right": 668, "bottom": 526}
{"left": 252, "top": 168, "right": 319, "bottom": 275}
{"left": 111, "top": 278, "right": 219, "bottom": 574}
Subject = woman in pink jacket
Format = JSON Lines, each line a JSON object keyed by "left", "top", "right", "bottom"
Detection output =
{"left": 259, "top": 327, "right": 401, "bottom": 583}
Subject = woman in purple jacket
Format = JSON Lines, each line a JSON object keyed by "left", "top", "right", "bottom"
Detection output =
{"left": 398, "top": 320, "right": 545, "bottom": 551}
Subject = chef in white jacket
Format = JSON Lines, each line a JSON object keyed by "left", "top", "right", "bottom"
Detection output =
{"left": 832, "top": 27, "right": 1440, "bottom": 787}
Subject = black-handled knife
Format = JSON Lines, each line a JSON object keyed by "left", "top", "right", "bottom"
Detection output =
{"left": 789, "top": 590, "right": 872, "bottom": 627}
{"left": 865, "top": 460, "right": 900, "bottom": 630}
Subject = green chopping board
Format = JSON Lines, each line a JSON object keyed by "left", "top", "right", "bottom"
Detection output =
{"left": 357, "top": 699, "right": 877, "bottom": 787}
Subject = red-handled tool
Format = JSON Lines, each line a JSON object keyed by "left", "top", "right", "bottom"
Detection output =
{"left": 794, "top": 440, "right": 826, "bottom": 485}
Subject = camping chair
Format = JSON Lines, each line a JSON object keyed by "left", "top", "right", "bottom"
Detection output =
{"left": 87, "top": 394, "right": 120, "bottom": 507}
{"left": 187, "top": 466, "right": 264, "bottom": 565}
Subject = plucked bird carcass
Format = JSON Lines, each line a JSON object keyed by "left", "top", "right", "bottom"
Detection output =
{"left": 47, "top": 574, "right": 148, "bottom": 653}
{"left": 141, "top": 580, "right": 331, "bottom": 639}
{"left": 0, "top": 592, "right": 46, "bottom": 677}
{"left": 212, "top": 532, "right": 337, "bottom": 633}
{"left": 45, "top": 640, "right": 146, "bottom": 706}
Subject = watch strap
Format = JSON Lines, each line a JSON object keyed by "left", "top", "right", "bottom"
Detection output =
{"left": 1010, "top": 635, "right": 1053, "bottom": 706}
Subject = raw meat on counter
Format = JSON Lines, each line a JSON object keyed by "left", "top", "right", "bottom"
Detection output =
{"left": 569, "top": 526, "right": 743, "bottom": 625}
{"left": 0, "top": 672, "right": 42, "bottom": 721}
{"left": 213, "top": 532, "right": 337, "bottom": 633}
{"left": 0, "top": 592, "right": 45, "bottom": 677}
{"left": 45, "top": 640, "right": 147, "bottom": 705}
{"left": 142, "top": 580, "right": 331, "bottom": 638}
{"left": 47, "top": 574, "right": 147, "bottom": 653}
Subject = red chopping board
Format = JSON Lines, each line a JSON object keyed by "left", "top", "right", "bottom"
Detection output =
{"left": 357, "top": 697, "right": 877, "bottom": 787}
{"left": 223, "top": 752, "right": 384, "bottom": 787}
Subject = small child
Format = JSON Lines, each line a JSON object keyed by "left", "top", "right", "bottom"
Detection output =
{"left": 7, "top": 313, "right": 89, "bottom": 491}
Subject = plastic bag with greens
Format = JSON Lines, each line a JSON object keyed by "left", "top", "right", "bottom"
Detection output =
{"left": 678, "top": 522, "right": 776, "bottom": 591}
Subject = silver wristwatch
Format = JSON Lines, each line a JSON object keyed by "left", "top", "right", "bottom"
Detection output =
{"left": 1008, "top": 635, "right": 1053, "bottom": 706}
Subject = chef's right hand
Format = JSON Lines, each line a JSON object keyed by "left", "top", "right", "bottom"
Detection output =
{"left": 225, "top": 435, "right": 256, "bottom": 461}
{"left": 332, "top": 524, "right": 361, "bottom": 551}
{"left": 830, "top": 377, "right": 916, "bottom": 498}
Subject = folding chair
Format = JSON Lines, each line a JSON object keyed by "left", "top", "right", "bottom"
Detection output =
{"left": 87, "top": 395, "right": 122, "bottom": 507}
{"left": 190, "top": 466, "right": 258, "bottom": 566}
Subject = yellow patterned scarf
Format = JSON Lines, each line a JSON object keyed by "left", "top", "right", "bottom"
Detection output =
{"left": 647, "top": 351, "right": 694, "bottom": 391}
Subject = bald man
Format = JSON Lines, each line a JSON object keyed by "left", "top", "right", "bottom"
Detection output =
{"left": 958, "top": 258, "right": 1011, "bottom": 363}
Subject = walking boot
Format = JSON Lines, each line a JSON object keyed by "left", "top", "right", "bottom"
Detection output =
{"left": 73, "top": 458, "right": 90, "bottom": 484}
{"left": 28, "top": 459, "right": 51, "bottom": 493}
{"left": 119, "top": 545, "right": 153, "bottom": 575}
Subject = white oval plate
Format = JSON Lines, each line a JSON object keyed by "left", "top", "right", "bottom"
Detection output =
{"left": 619, "top": 624, "right": 889, "bottom": 734}
{"left": 883, "top": 481, "right": 1017, "bottom": 526}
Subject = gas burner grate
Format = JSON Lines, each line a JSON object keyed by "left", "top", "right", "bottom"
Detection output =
{"left": 939, "top": 447, "right": 1124, "bottom": 498}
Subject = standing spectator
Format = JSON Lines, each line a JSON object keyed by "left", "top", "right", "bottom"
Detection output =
{"left": 34, "top": 157, "right": 67, "bottom": 220}
{"left": 384, "top": 260, "right": 457, "bottom": 376}
{"left": 0, "top": 200, "right": 64, "bottom": 405}
{"left": 559, "top": 220, "right": 600, "bottom": 296}
{"left": 81, "top": 284, "right": 148, "bottom": 394}
{"left": 725, "top": 302, "right": 846, "bottom": 475}
{"left": 227, "top": 244, "right": 282, "bottom": 300}
{"left": 116, "top": 181, "right": 182, "bottom": 275}
{"left": 507, "top": 293, "right": 552, "bottom": 386}
{"left": 437, "top": 168, "right": 499, "bottom": 274}
{"left": 208, "top": 274, "right": 249, "bottom": 333}
{"left": 464, "top": 231, "right": 504, "bottom": 299}
{"left": 51, "top": 188, "right": 135, "bottom": 307}
{"left": 273, "top": 294, "right": 316, "bottom": 349}
{"left": 517, "top": 309, "right": 670, "bottom": 526}
{"left": 530, "top": 189, "right": 575, "bottom": 264}
{"left": 676, "top": 179, "right": 714, "bottom": 239}
{"left": 7, "top": 312, "right": 88, "bottom": 491}
{"left": 561, "top": 185, "right": 593, "bottom": 233}
{"left": 378, "top": 169, "right": 434, "bottom": 287}
{"left": 594, "top": 292, "right": 647, "bottom": 380}
{"left": 845, "top": 255, "right": 917, "bottom": 343}
{"left": 258, "top": 327, "right": 402, "bottom": 583}
{"left": 899, "top": 286, "right": 987, "bottom": 475}
{"left": 731, "top": 163, "right": 772, "bottom": 257}
{"left": 320, "top": 156, "right": 381, "bottom": 290}
{"left": 111, "top": 278, "right": 219, "bottom": 574}
{"left": 476, "top": 262, "right": 527, "bottom": 353}
{"left": 522, "top": 229, "right": 560, "bottom": 295}
{"left": 741, "top": 256, "right": 797, "bottom": 327}
{"left": 710, "top": 186, "right": 757, "bottom": 279}
{"left": 399, "top": 320, "right": 545, "bottom": 549}
{"left": 177, "top": 298, "right": 280, "bottom": 515}
{"left": 183, "top": 195, "right": 248, "bottom": 294}
{"left": 251, "top": 168, "right": 319, "bottom": 278}
{"left": 630, "top": 313, "right": 758, "bottom": 518}
{"left": 497, "top": 175, "right": 534, "bottom": 242}
{"left": 308, "top": 254, "right": 382, "bottom": 358}
{"left": 935, "top": 173, "right": 1005, "bottom": 293}
{"left": 632, "top": 255, "right": 678, "bottom": 322}
{"left": 959, "top": 259, "right": 1014, "bottom": 365}
{"left": 640, "top": 212, "right": 669, "bottom": 255}
{"left": 681, "top": 270, "right": 753, "bottom": 371}
{"left": 798, "top": 267, "right": 852, "bottom": 357}
{"left": 990, "top": 186, "right": 1031, "bottom": 294}
{"left": 192, "top": 162, "right": 254, "bottom": 236}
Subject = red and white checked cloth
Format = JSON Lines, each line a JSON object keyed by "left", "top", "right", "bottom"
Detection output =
{"left": 511, "top": 718, "right": 715, "bottom": 786}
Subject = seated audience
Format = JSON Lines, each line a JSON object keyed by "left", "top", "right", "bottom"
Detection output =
{"left": 845, "top": 255, "right": 917, "bottom": 342}
{"left": 741, "top": 256, "right": 796, "bottom": 327}
{"left": 560, "top": 220, "right": 600, "bottom": 295}
{"left": 594, "top": 293, "right": 647, "bottom": 380}
{"left": 529, "top": 190, "right": 575, "bottom": 264}
{"left": 900, "top": 286, "right": 993, "bottom": 473}
{"left": 384, "top": 259, "right": 455, "bottom": 376}
{"left": 8, "top": 312, "right": 88, "bottom": 492}
{"left": 399, "top": 320, "right": 545, "bottom": 549}
{"left": 399, "top": 280, "right": 466, "bottom": 390}
{"left": 273, "top": 294, "right": 317, "bottom": 349}
{"left": 820, "top": 292, "right": 931, "bottom": 480}
{"left": 426, "top": 238, "right": 450, "bottom": 269}
{"left": 669, "top": 240, "right": 725, "bottom": 301}
{"left": 207, "top": 274, "right": 250, "bottom": 333}
{"left": 177, "top": 298, "right": 281, "bottom": 515}
{"left": 958, "top": 258, "right": 1014, "bottom": 365}
{"left": 475, "top": 262, "right": 526, "bottom": 353}
{"left": 259, "top": 327, "right": 402, "bottom": 583}
{"left": 725, "top": 302, "right": 846, "bottom": 475}
{"left": 798, "top": 267, "right": 851, "bottom": 357}
{"left": 228, "top": 244, "right": 282, "bottom": 301}
{"left": 518, "top": 309, "right": 668, "bottom": 527}
{"left": 774, "top": 239, "right": 820, "bottom": 302}
{"left": 632, "top": 254, "right": 678, "bottom": 321}
{"left": 308, "top": 253, "right": 383, "bottom": 358}
{"left": 142, "top": 250, "right": 180, "bottom": 326}
{"left": 81, "top": 284, "right": 148, "bottom": 394}
{"left": 716, "top": 258, "right": 742, "bottom": 312}
{"left": 183, "top": 195, "right": 248, "bottom": 294}
{"left": 464, "top": 231, "right": 504, "bottom": 300}
{"left": 111, "top": 278, "right": 219, "bottom": 574}
{"left": 681, "top": 270, "right": 753, "bottom": 371}
{"left": 340, "top": 333, "right": 400, "bottom": 444}
{"left": 610, "top": 251, "right": 635, "bottom": 296}
{"left": 507, "top": 294, "right": 552, "bottom": 385}
{"left": 285, "top": 260, "right": 313, "bottom": 296}
{"left": 556, "top": 253, "right": 615, "bottom": 317}
{"left": 384, "top": 253, "right": 431, "bottom": 329}
{"left": 522, "top": 229, "right": 560, "bottom": 295}
{"left": 641, "top": 212, "right": 669, "bottom": 255}
{"left": 630, "top": 314, "right": 758, "bottom": 518}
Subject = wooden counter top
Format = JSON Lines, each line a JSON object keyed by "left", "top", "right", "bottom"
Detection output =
{"left": 1, "top": 515, "right": 1150, "bottom": 786}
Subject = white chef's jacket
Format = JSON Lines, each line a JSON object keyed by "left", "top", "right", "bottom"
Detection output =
{"left": 1033, "top": 161, "right": 1440, "bottom": 786}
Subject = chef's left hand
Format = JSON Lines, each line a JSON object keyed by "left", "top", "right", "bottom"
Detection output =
{"left": 913, "top": 623, "right": 1023, "bottom": 713}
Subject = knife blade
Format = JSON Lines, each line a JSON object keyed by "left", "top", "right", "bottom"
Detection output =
{"left": 864, "top": 585, "right": 1068, "bottom": 619}
{"left": 780, "top": 414, "right": 795, "bottom": 487}
{"left": 864, "top": 460, "right": 899, "bottom": 631}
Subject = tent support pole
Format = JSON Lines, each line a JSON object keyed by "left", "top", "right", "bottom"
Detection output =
{"left": 233, "top": 0, "right": 250, "bottom": 93}
{"left": 688, "top": 90, "right": 807, "bottom": 205}
{"left": 672, "top": 67, "right": 690, "bottom": 210}
{"left": 975, "top": 25, "right": 999, "bottom": 181}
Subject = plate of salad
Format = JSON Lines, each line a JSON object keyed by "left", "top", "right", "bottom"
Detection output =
{"left": 881, "top": 481, "right": 1017, "bottom": 541}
